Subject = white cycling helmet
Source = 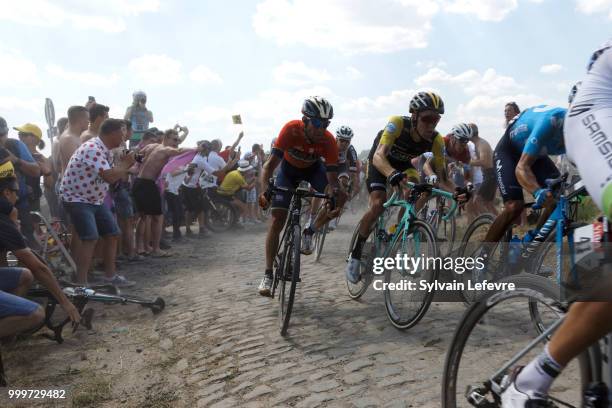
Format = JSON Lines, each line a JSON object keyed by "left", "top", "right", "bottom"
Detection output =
{"left": 451, "top": 123, "right": 473, "bottom": 142}
{"left": 335, "top": 126, "right": 354, "bottom": 140}
{"left": 301, "top": 96, "right": 334, "bottom": 119}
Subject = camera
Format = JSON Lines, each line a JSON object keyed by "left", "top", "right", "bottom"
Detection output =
{"left": 135, "top": 153, "right": 144, "bottom": 163}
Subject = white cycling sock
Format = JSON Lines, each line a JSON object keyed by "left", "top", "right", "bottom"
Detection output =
{"left": 515, "top": 344, "right": 563, "bottom": 398}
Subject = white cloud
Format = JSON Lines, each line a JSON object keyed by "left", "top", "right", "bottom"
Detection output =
{"left": 45, "top": 64, "right": 120, "bottom": 85}
{"left": 341, "top": 89, "right": 416, "bottom": 112}
{"left": 128, "top": 54, "right": 183, "bottom": 85}
{"left": 576, "top": 0, "right": 612, "bottom": 19}
{"left": 189, "top": 65, "right": 223, "bottom": 85}
{"left": 273, "top": 61, "right": 332, "bottom": 86}
{"left": 0, "top": 53, "right": 38, "bottom": 87}
{"left": 185, "top": 106, "right": 232, "bottom": 124}
{"left": 414, "top": 67, "right": 523, "bottom": 96}
{"left": 0, "top": 0, "right": 160, "bottom": 33}
{"left": 0, "top": 96, "right": 41, "bottom": 112}
{"left": 540, "top": 64, "right": 563, "bottom": 74}
{"left": 253, "top": 0, "right": 439, "bottom": 54}
{"left": 442, "top": 0, "right": 518, "bottom": 22}
{"left": 345, "top": 66, "right": 364, "bottom": 80}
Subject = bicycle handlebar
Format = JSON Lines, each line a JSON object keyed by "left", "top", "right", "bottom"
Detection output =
{"left": 383, "top": 182, "right": 458, "bottom": 221}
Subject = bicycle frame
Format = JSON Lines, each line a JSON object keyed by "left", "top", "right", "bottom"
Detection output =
{"left": 373, "top": 183, "right": 458, "bottom": 259}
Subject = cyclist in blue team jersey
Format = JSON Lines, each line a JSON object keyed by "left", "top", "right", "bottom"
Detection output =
{"left": 479, "top": 104, "right": 566, "bottom": 250}
{"left": 502, "top": 39, "right": 612, "bottom": 408}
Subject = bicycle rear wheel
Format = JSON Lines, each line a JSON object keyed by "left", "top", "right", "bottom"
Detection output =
{"left": 279, "top": 224, "right": 301, "bottom": 336}
{"left": 346, "top": 222, "right": 374, "bottom": 299}
{"left": 457, "top": 213, "right": 506, "bottom": 305}
{"left": 383, "top": 220, "right": 438, "bottom": 330}
{"left": 204, "top": 200, "right": 237, "bottom": 232}
{"left": 441, "top": 274, "right": 587, "bottom": 408}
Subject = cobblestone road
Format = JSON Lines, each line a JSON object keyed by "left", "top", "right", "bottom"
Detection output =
{"left": 153, "top": 212, "right": 467, "bottom": 408}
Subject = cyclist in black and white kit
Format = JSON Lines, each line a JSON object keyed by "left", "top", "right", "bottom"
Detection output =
{"left": 502, "top": 38, "right": 612, "bottom": 408}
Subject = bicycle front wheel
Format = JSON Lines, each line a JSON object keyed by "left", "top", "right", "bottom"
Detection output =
{"left": 279, "top": 223, "right": 301, "bottom": 336}
{"left": 442, "top": 274, "right": 587, "bottom": 408}
{"left": 383, "top": 220, "right": 438, "bottom": 330}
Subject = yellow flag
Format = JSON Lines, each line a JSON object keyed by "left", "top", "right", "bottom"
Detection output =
{"left": 232, "top": 115, "right": 242, "bottom": 125}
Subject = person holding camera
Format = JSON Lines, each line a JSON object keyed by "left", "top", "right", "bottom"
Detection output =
{"left": 124, "top": 90, "right": 154, "bottom": 149}
{"left": 132, "top": 129, "right": 192, "bottom": 257}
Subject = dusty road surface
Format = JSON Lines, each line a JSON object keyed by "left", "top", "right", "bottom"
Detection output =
{"left": 0, "top": 211, "right": 577, "bottom": 407}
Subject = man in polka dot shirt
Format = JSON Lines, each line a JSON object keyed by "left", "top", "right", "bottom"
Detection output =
{"left": 60, "top": 119, "right": 136, "bottom": 287}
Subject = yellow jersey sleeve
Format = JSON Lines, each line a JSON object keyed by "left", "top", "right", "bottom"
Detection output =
{"left": 431, "top": 133, "right": 446, "bottom": 172}
{"left": 379, "top": 116, "right": 405, "bottom": 146}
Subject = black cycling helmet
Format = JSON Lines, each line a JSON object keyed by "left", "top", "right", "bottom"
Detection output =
{"left": 409, "top": 91, "right": 445, "bottom": 115}
{"left": 301, "top": 96, "right": 334, "bottom": 120}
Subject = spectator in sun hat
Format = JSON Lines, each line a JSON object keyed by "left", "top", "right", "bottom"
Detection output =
{"left": 215, "top": 159, "right": 256, "bottom": 224}
{"left": 15, "top": 123, "right": 52, "bottom": 216}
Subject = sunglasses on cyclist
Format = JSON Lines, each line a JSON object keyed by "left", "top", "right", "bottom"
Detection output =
{"left": 309, "top": 117, "right": 330, "bottom": 129}
{"left": 419, "top": 114, "right": 440, "bottom": 125}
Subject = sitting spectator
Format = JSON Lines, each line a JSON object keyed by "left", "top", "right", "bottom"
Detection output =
{"left": 0, "top": 118, "right": 41, "bottom": 249}
{"left": 181, "top": 140, "right": 236, "bottom": 237}
{"left": 60, "top": 119, "right": 136, "bottom": 286}
{"left": 0, "top": 176, "right": 79, "bottom": 338}
{"left": 215, "top": 160, "right": 256, "bottom": 223}
{"left": 81, "top": 103, "right": 109, "bottom": 143}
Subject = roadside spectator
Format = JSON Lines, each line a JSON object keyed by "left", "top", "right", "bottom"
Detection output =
{"left": 58, "top": 106, "right": 89, "bottom": 174}
{"left": 164, "top": 164, "right": 187, "bottom": 241}
{"left": 0, "top": 176, "right": 79, "bottom": 337}
{"left": 214, "top": 131, "right": 243, "bottom": 164}
{"left": 504, "top": 101, "right": 520, "bottom": 127}
{"left": 47, "top": 117, "right": 68, "bottom": 220}
{"left": 57, "top": 106, "right": 90, "bottom": 257}
{"left": 60, "top": 119, "right": 136, "bottom": 286}
{"left": 0, "top": 118, "right": 41, "bottom": 249}
{"left": 215, "top": 160, "right": 256, "bottom": 223}
{"left": 81, "top": 103, "right": 109, "bottom": 143}
{"left": 15, "top": 124, "right": 52, "bottom": 217}
{"left": 132, "top": 129, "right": 190, "bottom": 257}
{"left": 124, "top": 90, "right": 153, "bottom": 149}
{"left": 112, "top": 122, "right": 139, "bottom": 262}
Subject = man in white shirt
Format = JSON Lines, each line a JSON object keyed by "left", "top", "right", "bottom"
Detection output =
{"left": 183, "top": 141, "right": 236, "bottom": 237}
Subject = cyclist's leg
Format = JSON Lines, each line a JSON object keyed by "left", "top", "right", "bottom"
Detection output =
{"left": 529, "top": 156, "right": 561, "bottom": 230}
{"left": 483, "top": 140, "right": 525, "bottom": 245}
{"left": 259, "top": 167, "right": 293, "bottom": 296}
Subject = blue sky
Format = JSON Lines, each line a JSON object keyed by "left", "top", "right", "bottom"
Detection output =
{"left": 0, "top": 0, "right": 610, "bottom": 155}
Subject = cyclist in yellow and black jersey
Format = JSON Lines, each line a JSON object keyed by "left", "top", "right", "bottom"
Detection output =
{"left": 346, "top": 91, "right": 470, "bottom": 284}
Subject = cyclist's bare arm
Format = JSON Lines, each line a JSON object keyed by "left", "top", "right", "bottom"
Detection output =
{"left": 372, "top": 144, "right": 395, "bottom": 177}
{"left": 261, "top": 154, "right": 281, "bottom": 187}
{"left": 516, "top": 153, "right": 541, "bottom": 194}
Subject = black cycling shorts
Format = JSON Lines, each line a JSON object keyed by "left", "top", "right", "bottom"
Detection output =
{"left": 493, "top": 130, "right": 560, "bottom": 202}
{"left": 477, "top": 168, "right": 497, "bottom": 201}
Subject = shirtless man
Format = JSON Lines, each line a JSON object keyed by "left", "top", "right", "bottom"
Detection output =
{"left": 57, "top": 106, "right": 90, "bottom": 256}
{"left": 81, "top": 103, "right": 109, "bottom": 143}
{"left": 58, "top": 106, "right": 89, "bottom": 174}
{"left": 466, "top": 123, "right": 498, "bottom": 217}
{"left": 132, "top": 129, "right": 192, "bottom": 256}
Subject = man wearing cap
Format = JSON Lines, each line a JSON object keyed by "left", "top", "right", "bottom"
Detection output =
{"left": 215, "top": 160, "right": 256, "bottom": 222}
{"left": 15, "top": 123, "right": 52, "bottom": 215}
{"left": 0, "top": 118, "right": 41, "bottom": 248}
{"left": 81, "top": 103, "right": 110, "bottom": 143}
